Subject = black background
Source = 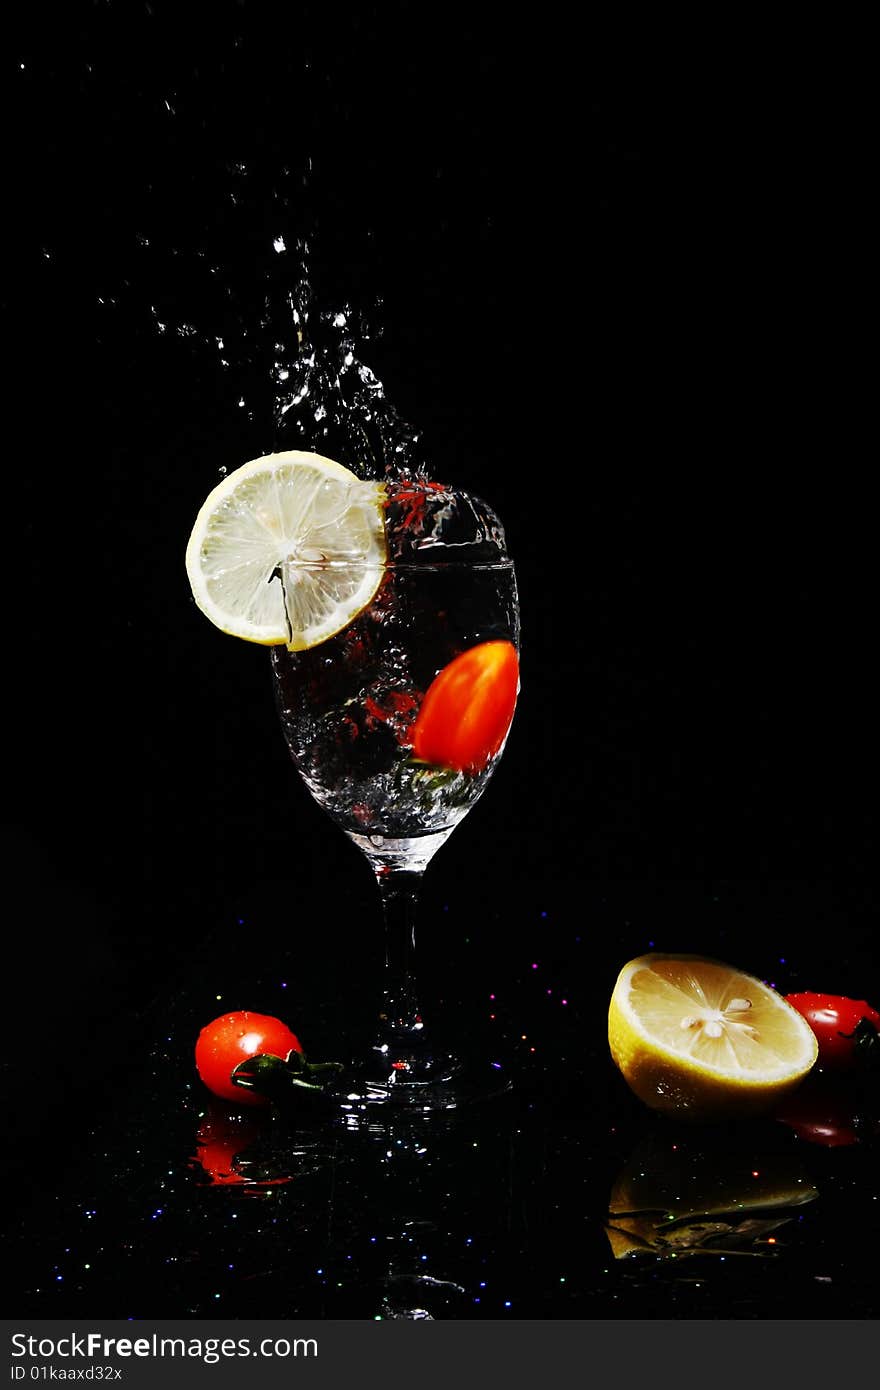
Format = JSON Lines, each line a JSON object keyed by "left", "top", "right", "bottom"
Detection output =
{"left": 2, "top": 1, "right": 875, "bottom": 1321}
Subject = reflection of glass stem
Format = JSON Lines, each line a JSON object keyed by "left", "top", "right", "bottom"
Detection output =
{"left": 376, "top": 870, "right": 425, "bottom": 1042}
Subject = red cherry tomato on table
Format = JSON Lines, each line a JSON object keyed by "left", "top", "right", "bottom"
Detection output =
{"left": 784, "top": 993, "right": 880, "bottom": 1072}
{"left": 412, "top": 640, "right": 519, "bottom": 774}
{"left": 195, "top": 1011, "right": 304, "bottom": 1107}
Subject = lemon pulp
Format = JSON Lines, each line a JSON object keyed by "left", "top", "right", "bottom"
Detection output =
{"left": 185, "top": 450, "right": 387, "bottom": 649}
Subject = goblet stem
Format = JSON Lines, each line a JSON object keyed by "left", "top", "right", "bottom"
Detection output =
{"left": 343, "top": 854, "right": 465, "bottom": 1096}
{"left": 375, "top": 869, "right": 426, "bottom": 1043}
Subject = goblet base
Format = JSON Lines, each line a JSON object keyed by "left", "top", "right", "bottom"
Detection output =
{"left": 332, "top": 1050, "right": 514, "bottom": 1114}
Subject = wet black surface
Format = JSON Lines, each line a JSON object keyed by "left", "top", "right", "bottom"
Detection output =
{"left": 3, "top": 878, "right": 879, "bottom": 1320}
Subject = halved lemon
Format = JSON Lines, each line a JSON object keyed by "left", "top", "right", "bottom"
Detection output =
{"left": 185, "top": 450, "right": 387, "bottom": 650}
{"left": 608, "top": 953, "right": 818, "bottom": 1120}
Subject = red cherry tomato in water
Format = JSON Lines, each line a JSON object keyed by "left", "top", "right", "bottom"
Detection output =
{"left": 195, "top": 1011, "right": 304, "bottom": 1107}
{"left": 784, "top": 993, "right": 880, "bottom": 1072}
{"left": 412, "top": 640, "right": 519, "bottom": 774}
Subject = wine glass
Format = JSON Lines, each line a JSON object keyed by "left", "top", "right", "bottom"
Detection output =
{"left": 270, "top": 479, "right": 520, "bottom": 1109}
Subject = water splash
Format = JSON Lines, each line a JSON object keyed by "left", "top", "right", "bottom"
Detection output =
{"left": 132, "top": 191, "right": 428, "bottom": 481}
{"left": 267, "top": 253, "right": 428, "bottom": 480}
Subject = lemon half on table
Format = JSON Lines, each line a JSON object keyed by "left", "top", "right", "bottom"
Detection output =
{"left": 185, "top": 450, "right": 388, "bottom": 650}
{"left": 608, "top": 953, "right": 819, "bottom": 1121}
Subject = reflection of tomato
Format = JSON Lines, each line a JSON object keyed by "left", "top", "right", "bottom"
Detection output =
{"left": 195, "top": 1011, "right": 304, "bottom": 1108}
{"left": 193, "top": 1105, "right": 264, "bottom": 1185}
{"left": 412, "top": 640, "right": 519, "bottom": 773}
{"left": 784, "top": 993, "right": 880, "bottom": 1072}
{"left": 774, "top": 1076, "right": 861, "bottom": 1147}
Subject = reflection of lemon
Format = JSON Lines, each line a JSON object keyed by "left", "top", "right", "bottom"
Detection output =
{"left": 185, "top": 450, "right": 387, "bottom": 649}
{"left": 608, "top": 953, "right": 818, "bottom": 1120}
{"left": 605, "top": 1135, "right": 818, "bottom": 1259}
{"left": 609, "top": 1140, "right": 818, "bottom": 1223}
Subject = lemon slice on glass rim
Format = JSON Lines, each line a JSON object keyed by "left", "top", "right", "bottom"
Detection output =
{"left": 608, "top": 953, "right": 819, "bottom": 1120}
{"left": 185, "top": 450, "right": 388, "bottom": 650}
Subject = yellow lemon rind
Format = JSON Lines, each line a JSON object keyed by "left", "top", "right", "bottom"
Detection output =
{"left": 608, "top": 952, "right": 818, "bottom": 1121}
